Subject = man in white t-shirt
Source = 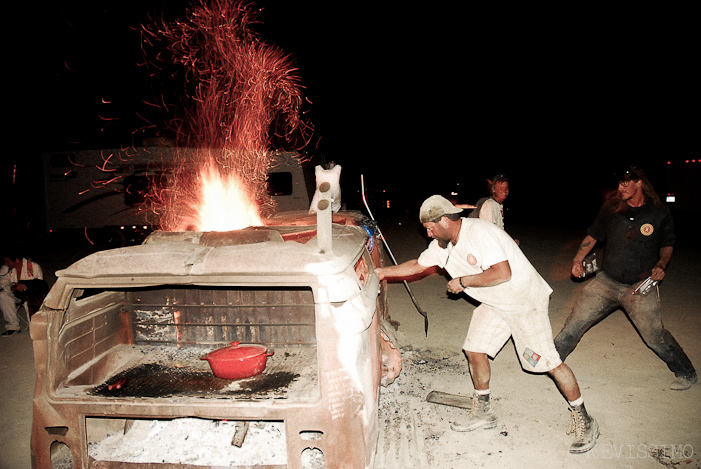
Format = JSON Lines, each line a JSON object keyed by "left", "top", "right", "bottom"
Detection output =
{"left": 375, "top": 195, "right": 599, "bottom": 454}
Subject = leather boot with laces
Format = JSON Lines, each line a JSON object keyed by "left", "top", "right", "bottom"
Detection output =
{"left": 450, "top": 393, "right": 498, "bottom": 432}
{"left": 567, "top": 403, "right": 599, "bottom": 454}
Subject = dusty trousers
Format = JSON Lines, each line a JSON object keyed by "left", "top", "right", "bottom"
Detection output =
{"left": 554, "top": 272, "right": 695, "bottom": 378}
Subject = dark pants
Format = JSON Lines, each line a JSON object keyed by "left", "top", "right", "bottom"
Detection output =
{"left": 554, "top": 273, "right": 695, "bottom": 378}
{"left": 13, "top": 279, "right": 50, "bottom": 316}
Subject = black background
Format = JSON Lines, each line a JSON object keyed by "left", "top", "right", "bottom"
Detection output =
{"left": 7, "top": 1, "right": 699, "bottom": 242}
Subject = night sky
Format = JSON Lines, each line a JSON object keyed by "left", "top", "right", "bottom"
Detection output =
{"left": 11, "top": 1, "right": 700, "bottom": 238}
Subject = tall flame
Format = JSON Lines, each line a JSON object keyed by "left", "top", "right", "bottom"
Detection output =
{"left": 194, "top": 163, "right": 263, "bottom": 231}
{"left": 154, "top": 149, "right": 266, "bottom": 232}
{"left": 142, "top": 0, "right": 312, "bottom": 232}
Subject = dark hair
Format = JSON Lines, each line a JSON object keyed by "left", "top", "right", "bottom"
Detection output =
{"left": 608, "top": 164, "right": 663, "bottom": 212}
{"left": 2, "top": 253, "right": 21, "bottom": 262}
{"left": 488, "top": 173, "right": 509, "bottom": 197}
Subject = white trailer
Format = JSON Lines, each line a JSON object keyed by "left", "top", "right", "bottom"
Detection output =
{"left": 42, "top": 146, "right": 312, "bottom": 246}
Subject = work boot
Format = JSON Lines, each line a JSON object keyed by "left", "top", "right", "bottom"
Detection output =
{"left": 567, "top": 403, "right": 599, "bottom": 454}
{"left": 670, "top": 371, "right": 697, "bottom": 391}
{"left": 450, "top": 393, "right": 498, "bottom": 432}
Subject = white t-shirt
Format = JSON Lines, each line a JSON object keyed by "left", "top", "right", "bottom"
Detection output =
{"left": 9, "top": 259, "right": 43, "bottom": 282}
{"left": 417, "top": 218, "right": 551, "bottom": 313}
{"left": 479, "top": 198, "right": 504, "bottom": 229}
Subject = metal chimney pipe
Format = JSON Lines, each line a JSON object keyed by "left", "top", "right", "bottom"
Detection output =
{"left": 316, "top": 182, "right": 333, "bottom": 254}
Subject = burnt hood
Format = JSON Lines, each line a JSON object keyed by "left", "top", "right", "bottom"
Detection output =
{"left": 55, "top": 224, "right": 369, "bottom": 280}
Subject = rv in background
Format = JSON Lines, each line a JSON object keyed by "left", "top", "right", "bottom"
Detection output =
{"left": 42, "top": 147, "right": 314, "bottom": 247}
{"left": 661, "top": 157, "right": 699, "bottom": 234}
{"left": 663, "top": 158, "right": 700, "bottom": 212}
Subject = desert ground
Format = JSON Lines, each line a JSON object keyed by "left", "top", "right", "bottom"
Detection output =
{"left": 2, "top": 219, "right": 699, "bottom": 469}
{"left": 372, "top": 220, "right": 700, "bottom": 469}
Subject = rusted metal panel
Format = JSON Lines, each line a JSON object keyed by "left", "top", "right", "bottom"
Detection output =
{"left": 131, "top": 287, "right": 316, "bottom": 346}
{"left": 32, "top": 213, "right": 398, "bottom": 469}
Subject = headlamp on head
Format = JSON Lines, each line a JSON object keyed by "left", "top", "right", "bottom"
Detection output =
{"left": 616, "top": 165, "right": 641, "bottom": 182}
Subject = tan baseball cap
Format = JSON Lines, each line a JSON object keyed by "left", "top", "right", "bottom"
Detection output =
{"left": 419, "top": 195, "right": 463, "bottom": 223}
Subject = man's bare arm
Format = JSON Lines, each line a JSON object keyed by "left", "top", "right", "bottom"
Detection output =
{"left": 447, "top": 260, "right": 512, "bottom": 294}
{"left": 651, "top": 246, "right": 673, "bottom": 281}
{"left": 572, "top": 235, "right": 597, "bottom": 277}
{"left": 375, "top": 259, "right": 432, "bottom": 281}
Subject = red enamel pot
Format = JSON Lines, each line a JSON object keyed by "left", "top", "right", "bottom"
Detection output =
{"left": 201, "top": 342, "right": 274, "bottom": 380}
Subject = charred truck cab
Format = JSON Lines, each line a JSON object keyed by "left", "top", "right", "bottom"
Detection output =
{"left": 30, "top": 202, "right": 401, "bottom": 468}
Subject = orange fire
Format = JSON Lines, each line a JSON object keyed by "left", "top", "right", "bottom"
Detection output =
{"left": 193, "top": 163, "right": 263, "bottom": 231}
{"left": 142, "top": 0, "right": 311, "bottom": 234}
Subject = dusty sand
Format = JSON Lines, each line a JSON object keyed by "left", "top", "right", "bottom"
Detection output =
{"left": 1, "top": 220, "right": 699, "bottom": 468}
{"left": 373, "top": 220, "right": 701, "bottom": 469}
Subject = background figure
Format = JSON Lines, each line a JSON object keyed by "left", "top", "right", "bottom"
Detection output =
{"left": 460, "top": 173, "right": 519, "bottom": 244}
{"left": 1, "top": 255, "right": 49, "bottom": 336}
{"left": 554, "top": 164, "right": 696, "bottom": 391}
{"left": 467, "top": 173, "right": 510, "bottom": 229}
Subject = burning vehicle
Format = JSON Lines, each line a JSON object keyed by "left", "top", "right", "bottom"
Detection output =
{"left": 32, "top": 3, "right": 407, "bottom": 466}
{"left": 30, "top": 187, "right": 402, "bottom": 468}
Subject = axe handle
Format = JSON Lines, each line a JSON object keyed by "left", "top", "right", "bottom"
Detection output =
{"left": 361, "top": 175, "right": 429, "bottom": 336}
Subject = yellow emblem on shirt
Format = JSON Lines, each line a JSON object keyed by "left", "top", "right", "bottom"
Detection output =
{"left": 640, "top": 224, "right": 654, "bottom": 236}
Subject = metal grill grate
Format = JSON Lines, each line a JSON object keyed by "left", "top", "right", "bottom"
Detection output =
{"left": 131, "top": 286, "right": 317, "bottom": 346}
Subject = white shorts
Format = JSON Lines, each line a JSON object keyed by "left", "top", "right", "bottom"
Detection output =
{"left": 463, "top": 298, "right": 562, "bottom": 373}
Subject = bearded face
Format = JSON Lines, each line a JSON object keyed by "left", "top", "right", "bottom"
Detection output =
{"left": 423, "top": 219, "right": 452, "bottom": 248}
{"left": 618, "top": 179, "right": 643, "bottom": 202}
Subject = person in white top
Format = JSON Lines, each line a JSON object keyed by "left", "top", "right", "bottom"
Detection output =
{"left": 460, "top": 173, "right": 519, "bottom": 244}
{"left": 1, "top": 255, "right": 48, "bottom": 336}
{"left": 375, "top": 195, "right": 599, "bottom": 454}
{"left": 477, "top": 173, "right": 509, "bottom": 228}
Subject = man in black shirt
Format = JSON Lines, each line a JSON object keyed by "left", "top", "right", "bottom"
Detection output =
{"left": 554, "top": 165, "right": 696, "bottom": 390}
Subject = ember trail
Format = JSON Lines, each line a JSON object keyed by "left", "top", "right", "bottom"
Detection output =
{"left": 142, "top": 0, "right": 312, "bottom": 231}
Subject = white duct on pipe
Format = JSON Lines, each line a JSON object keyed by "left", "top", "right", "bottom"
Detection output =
{"left": 316, "top": 181, "right": 333, "bottom": 254}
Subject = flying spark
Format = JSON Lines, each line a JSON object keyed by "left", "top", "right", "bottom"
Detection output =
{"left": 142, "top": 0, "right": 312, "bottom": 231}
